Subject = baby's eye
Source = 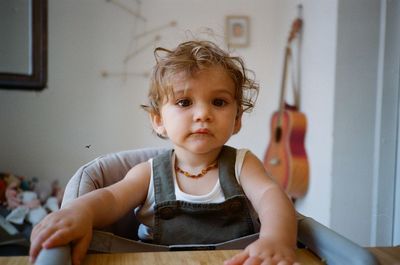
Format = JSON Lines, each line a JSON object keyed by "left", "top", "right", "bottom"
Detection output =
{"left": 176, "top": 98, "right": 192, "bottom": 107}
{"left": 212, "top": 98, "right": 227, "bottom": 107}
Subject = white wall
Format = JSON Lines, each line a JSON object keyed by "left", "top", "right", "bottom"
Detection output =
{"left": 331, "top": 0, "right": 381, "bottom": 245}
{"left": 288, "top": 0, "right": 338, "bottom": 229}
{"left": 0, "top": 0, "right": 384, "bottom": 246}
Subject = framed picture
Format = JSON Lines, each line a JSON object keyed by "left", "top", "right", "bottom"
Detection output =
{"left": 0, "top": 0, "right": 47, "bottom": 91}
{"left": 225, "top": 16, "right": 250, "bottom": 48}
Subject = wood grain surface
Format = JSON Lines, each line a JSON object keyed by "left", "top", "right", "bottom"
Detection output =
{"left": 0, "top": 249, "right": 323, "bottom": 265}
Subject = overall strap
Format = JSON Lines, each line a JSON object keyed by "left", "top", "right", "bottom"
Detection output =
{"left": 152, "top": 149, "right": 175, "bottom": 203}
{"left": 218, "top": 146, "right": 246, "bottom": 198}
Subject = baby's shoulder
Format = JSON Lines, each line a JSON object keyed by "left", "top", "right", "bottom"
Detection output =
{"left": 237, "top": 149, "right": 265, "bottom": 176}
{"left": 124, "top": 160, "right": 152, "bottom": 182}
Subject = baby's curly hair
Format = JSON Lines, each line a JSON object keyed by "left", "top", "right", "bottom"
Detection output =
{"left": 141, "top": 40, "right": 259, "bottom": 116}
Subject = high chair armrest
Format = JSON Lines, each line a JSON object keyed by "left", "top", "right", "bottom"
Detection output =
{"left": 34, "top": 245, "right": 71, "bottom": 265}
{"left": 297, "top": 213, "right": 379, "bottom": 265}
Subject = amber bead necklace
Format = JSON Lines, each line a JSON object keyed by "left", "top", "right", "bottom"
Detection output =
{"left": 175, "top": 161, "right": 218, "bottom": 179}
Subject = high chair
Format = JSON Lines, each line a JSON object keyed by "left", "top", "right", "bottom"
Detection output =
{"left": 34, "top": 148, "right": 378, "bottom": 265}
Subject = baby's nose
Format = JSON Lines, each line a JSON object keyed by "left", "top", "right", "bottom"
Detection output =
{"left": 193, "top": 104, "right": 212, "bottom": 121}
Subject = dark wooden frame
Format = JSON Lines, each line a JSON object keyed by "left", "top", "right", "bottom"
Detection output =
{"left": 0, "top": 0, "right": 48, "bottom": 91}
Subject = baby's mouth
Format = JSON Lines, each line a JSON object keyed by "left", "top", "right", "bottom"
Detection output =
{"left": 193, "top": 128, "right": 210, "bottom": 134}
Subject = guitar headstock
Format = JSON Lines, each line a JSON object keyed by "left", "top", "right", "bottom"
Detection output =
{"left": 287, "top": 18, "right": 302, "bottom": 44}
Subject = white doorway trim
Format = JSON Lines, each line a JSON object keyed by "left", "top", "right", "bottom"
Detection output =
{"left": 372, "top": 0, "right": 400, "bottom": 246}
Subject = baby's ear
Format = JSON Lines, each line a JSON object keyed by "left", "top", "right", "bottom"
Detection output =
{"left": 233, "top": 112, "right": 242, "bottom": 134}
{"left": 150, "top": 113, "right": 167, "bottom": 138}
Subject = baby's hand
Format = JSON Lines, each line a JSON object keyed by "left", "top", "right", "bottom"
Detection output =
{"left": 29, "top": 207, "right": 93, "bottom": 265}
{"left": 224, "top": 237, "right": 300, "bottom": 265}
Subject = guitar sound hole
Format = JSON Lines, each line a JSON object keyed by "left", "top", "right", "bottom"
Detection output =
{"left": 275, "top": 127, "right": 282, "bottom": 142}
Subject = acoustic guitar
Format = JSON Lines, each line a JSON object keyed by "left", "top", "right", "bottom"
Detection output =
{"left": 263, "top": 18, "right": 309, "bottom": 199}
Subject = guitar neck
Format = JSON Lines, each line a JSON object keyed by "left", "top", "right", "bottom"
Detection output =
{"left": 277, "top": 46, "right": 291, "bottom": 127}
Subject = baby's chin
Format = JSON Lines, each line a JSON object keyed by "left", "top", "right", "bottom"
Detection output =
{"left": 182, "top": 141, "right": 225, "bottom": 155}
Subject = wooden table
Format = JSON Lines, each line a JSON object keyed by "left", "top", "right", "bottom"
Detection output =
{"left": 2, "top": 247, "right": 399, "bottom": 265}
{"left": 0, "top": 249, "right": 323, "bottom": 265}
{"left": 368, "top": 247, "right": 400, "bottom": 265}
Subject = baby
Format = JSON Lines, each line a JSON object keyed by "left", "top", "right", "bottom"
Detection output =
{"left": 30, "top": 40, "right": 298, "bottom": 265}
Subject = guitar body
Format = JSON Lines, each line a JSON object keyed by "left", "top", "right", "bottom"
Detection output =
{"left": 263, "top": 107, "right": 309, "bottom": 198}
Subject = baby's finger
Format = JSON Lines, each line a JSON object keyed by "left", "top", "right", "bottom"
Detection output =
{"left": 224, "top": 251, "right": 249, "bottom": 265}
{"left": 243, "top": 256, "right": 263, "bottom": 265}
{"left": 30, "top": 221, "right": 47, "bottom": 240}
{"left": 30, "top": 225, "right": 41, "bottom": 243}
{"left": 29, "top": 224, "right": 60, "bottom": 261}
{"left": 42, "top": 228, "right": 76, "bottom": 248}
{"left": 276, "top": 260, "right": 290, "bottom": 265}
{"left": 71, "top": 231, "right": 92, "bottom": 265}
{"left": 29, "top": 241, "right": 42, "bottom": 264}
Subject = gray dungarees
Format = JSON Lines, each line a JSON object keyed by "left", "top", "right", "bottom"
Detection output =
{"left": 152, "top": 145, "right": 258, "bottom": 245}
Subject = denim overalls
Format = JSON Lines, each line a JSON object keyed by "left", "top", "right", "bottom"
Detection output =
{"left": 152, "top": 145, "right": 259, "bottom": 245}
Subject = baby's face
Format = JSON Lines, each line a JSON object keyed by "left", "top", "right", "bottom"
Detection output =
{"left": 152, "top": 65, "right": 241, "bottom": 154}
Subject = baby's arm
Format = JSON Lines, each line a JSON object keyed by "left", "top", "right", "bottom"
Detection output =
{"left": 29, "top": 161, "right": 151, "bottom": 265}
{"left": 224, "top": 151, "right": 299, "bottom": 265}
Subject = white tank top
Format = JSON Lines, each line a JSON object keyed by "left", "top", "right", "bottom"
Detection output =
{"left": 135, "top": 149, "right": 249, "bottom": 241}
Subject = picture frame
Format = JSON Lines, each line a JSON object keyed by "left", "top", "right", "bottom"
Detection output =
{"left": 225, "top": 16, "right": 250, "bottom": 48}
{"left": 0, "top": 0, "right": 48, "bottom": 91}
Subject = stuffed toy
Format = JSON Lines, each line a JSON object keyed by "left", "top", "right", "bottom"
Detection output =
{"left": 1, "top": 173, "right": 63, "bottom": 226}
